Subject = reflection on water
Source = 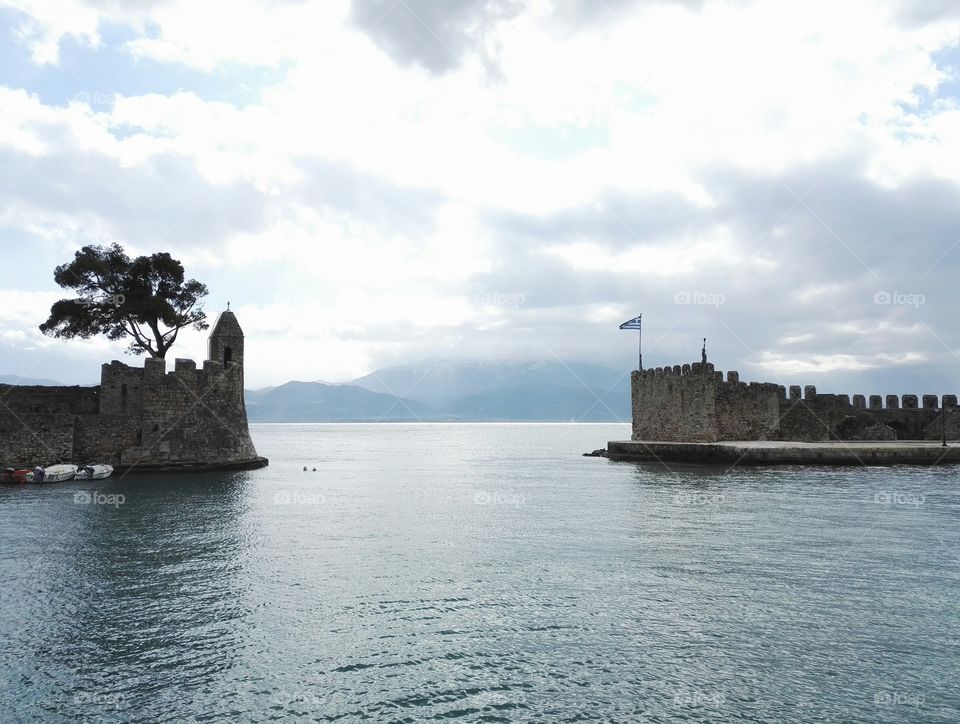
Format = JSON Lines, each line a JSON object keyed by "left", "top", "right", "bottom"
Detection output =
{"left": 1, "top": 424, "right": 958, "bottom": 722}
{"left": 2, "top": 473, "right": 256, "bottom": 719}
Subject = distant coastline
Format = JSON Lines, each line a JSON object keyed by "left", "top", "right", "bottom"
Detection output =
{"left": 2, "top": 360, "right": 634, "bottom": 424}
{"left": 249, "top": 421, "right": 631, "bottom": 425}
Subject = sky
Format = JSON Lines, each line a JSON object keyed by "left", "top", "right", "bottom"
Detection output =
{"left": 1, "top": 0, "right": 960, "bottom": 392}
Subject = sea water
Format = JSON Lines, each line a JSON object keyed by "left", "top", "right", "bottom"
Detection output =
{"left": 0, "top": 423, "right": 957, "bottom": 722}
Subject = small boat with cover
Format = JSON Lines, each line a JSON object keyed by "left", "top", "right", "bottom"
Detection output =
{"left": 74, "top": 464, "right": 114, "bottom": 481}
{"left": 43, "top": 464, "right": 79, "bottom": 483}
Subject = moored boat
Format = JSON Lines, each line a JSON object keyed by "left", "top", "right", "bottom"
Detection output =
{"left": 1, "top": 468, "right": 35, "bottom": 484}
{"left": 43, "top": 464, "right": 78, "bottom": 483}
{"left": 74, "top": 464, "right": 114, "bottom": 481}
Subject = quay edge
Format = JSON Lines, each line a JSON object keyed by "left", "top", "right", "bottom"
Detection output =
{"left": 113, "top": 456, "right": 270, "bottom": 475}
{"left": 607, "top": 440, "right": 960, "bottom": 466}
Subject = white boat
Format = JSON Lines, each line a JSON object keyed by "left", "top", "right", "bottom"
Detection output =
{"left": 75, "top": 464, "right": 114, "bottom": 481}
{"left": 43, "top": 464, "right": 78, "bottom": 483}
{"left": 89, "top": 464, "right": 114, "bottom": 480}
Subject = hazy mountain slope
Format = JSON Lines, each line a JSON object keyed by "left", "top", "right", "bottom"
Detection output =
{"left": 443, "top": 383, "right": 630, "bottom": 422}
{"left": 350, "top": 359, "right": 630, "bottom": 408}
{"left": 245, "top": 381, "right": 440, "bottom": 422}
{"left": 0, "top": 374, "right": 67, "bottom": 386}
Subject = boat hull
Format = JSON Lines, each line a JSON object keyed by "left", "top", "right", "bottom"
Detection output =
{"left": 89, "top": 465, "right": 114, "bottom": 480}
{"left": 43, "top": 465, "right": 78, "bottom": 483}
{"left": 77, "top": 465, "right": 114, "bottom": 481}
{"left": 1, "top": 469, "right": 35, "bottom": 484}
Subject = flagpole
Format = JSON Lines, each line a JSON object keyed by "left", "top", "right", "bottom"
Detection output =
{"left": 638, "top": 321, "right": 642, "bottom": 371}
{"left": 619, "top": 314, "right": 643, "bottom": 372}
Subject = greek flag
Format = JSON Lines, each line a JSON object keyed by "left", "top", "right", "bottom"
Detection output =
{"left": 619, "top": 315, "right": 642, "bottom": 330}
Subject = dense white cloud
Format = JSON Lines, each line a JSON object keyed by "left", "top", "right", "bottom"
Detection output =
{"left": 0, "top": 0, "right": 959, "bottom": 392}
{"left": 4, "top": 0, "right": 101, "bottom": 64}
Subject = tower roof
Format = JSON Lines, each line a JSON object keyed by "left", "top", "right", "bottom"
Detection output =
{"left": 209, "top": 309, "right": 244, "bottom": 338}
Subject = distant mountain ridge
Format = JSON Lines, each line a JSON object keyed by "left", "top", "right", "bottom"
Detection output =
{"left": 443, "top": 382, "right": 628, "bottom": 422}
{"left": 350, "top": 358, "right": 629, "bottom": 407}
{"left": 245, "top": 381, "right": 442, "bottom": 422}
{"left": 3, "top": 361, "right": 632, "bottom": 422}
{"left": 0, "top": 374, "right": 68, "bottom": 386}
{"left": 245, "top": 359, "right": 631, "bottom": 422}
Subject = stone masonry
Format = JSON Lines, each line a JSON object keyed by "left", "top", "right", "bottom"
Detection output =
{"left": 0, "top": 310, "right": 267, "bottom": 471}
{"left": 632, "top": 361, "right": 959, "bottom": 443}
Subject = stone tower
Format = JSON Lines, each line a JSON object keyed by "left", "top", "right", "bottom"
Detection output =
{"left": 0, "top": 304, "right": 266, "bottom": 470}
{"left": 208, "top": 307, "right": 245, "bottom": 375}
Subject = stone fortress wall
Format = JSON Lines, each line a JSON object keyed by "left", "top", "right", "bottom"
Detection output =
{"left": 0, "top": 385, "right": 99, "bottom": 468}
{"left": 0, "top": 310, "right": 265, "bottom": 471}
{"left": 632, "top": 361, "right": 958, "bottom": 443}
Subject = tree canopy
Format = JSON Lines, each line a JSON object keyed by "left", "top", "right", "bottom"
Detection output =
{"left": 40, "top": 243, "right": 209, "bottom": 358}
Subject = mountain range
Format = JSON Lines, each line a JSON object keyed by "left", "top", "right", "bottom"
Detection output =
{"left": 248, "top": 359, "right": 631, "bottom": 422}
{"left": 244, "top": 380, "right": 437, "bottom": 422}
{"left": 0, "top": 374, "right": 71, "bottom": 386}
{"left": 1, "top": 360, "right": 633, "bottom": 422}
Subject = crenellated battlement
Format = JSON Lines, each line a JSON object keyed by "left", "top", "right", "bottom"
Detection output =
{"left": 632, "top": 360, "right": 960, "bottom": 443}
{"left": 0, "top": 309, "right": 265, "bottom": 470}
{"left": 98, "top": 352, "right": 243, "bottom": 418}
{"left": 776, "top": 385, "right": 955, "bottom": 410}
{"left": 644, "top": 362, "right": 716, "bottom": 376}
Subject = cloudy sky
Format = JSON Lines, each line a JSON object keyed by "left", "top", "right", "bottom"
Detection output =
{"left": 1, "top": 0, "right": 959, "bottom": 392}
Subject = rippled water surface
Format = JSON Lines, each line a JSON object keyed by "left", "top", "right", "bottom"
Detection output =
{"left": 1, "top": 423, "right": 958, "bottom": 722}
